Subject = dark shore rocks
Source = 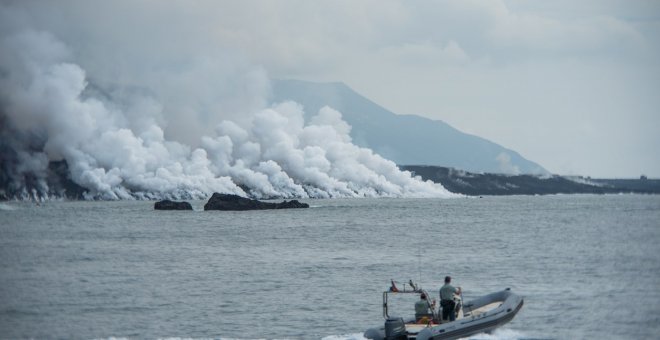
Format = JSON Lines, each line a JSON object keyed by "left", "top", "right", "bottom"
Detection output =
{"left": 154, "top": 200, "right": 193, "bottom": 210}
{"left": 400, "top": 165, "right": 660, "bottom": 196}
{"left": 204, "top": 193, "right": 309, "bottom": 211}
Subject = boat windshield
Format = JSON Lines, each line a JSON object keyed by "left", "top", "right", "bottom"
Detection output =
{"left": 382, "top": 288, "right": 437, "bottom": 321}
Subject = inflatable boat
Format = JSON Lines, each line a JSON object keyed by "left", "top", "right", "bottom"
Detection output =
{"left": 364, "top": 282, "right": 523, "bottom": 340}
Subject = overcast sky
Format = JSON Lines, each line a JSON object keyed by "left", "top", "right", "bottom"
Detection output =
{"left": 4, "top": 0, "right": 660, "bottom": 177}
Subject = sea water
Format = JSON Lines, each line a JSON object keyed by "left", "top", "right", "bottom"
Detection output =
{"left": 0, "top": 195, "right": 659, "bottom": 339}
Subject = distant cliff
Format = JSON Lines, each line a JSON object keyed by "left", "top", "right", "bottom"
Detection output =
{"left": 401, "top": 165, "right": 660, "bottom": 196}
{"left": 0, "top": 160, "right": 87, "bottom": 200}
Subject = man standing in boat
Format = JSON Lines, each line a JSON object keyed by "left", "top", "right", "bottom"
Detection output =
{"left": 439, "top": 276, "right": 461, "bottom": 322}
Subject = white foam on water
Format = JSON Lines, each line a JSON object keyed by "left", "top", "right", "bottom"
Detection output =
{"left": 0, "top": 203, "right": 17, "bottom": 211}
{"left": 322, "top": 334, "right": 368, "bottom": 340}
{"left": 463, "top": 328, "right": 529, "bottom": 340}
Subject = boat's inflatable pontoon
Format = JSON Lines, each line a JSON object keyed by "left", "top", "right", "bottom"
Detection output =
{"left": 364, "top": 283, "right": 523, "bottom": 340}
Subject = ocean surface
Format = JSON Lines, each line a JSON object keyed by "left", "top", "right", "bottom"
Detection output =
{"left": 1, "top": 195, "right": 659, "bottom": 339}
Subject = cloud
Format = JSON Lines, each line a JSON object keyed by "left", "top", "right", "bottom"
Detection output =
{"left": 487, "top": 9, "right": 645, "bottom": 55}
{"left": 377, "top": 40, "right": 470, "bottom": 66}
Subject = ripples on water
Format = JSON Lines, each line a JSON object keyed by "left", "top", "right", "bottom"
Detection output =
{"left": 1, "top": 195, "right": 659, "bottom": 339}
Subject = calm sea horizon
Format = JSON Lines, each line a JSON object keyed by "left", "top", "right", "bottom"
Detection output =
{"left": 1, "top": 194, "right": 658, "bottom": 339}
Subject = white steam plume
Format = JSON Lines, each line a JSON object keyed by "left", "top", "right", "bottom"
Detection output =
{"left": 0, "top": 9, "right": 454, "bottom": 200}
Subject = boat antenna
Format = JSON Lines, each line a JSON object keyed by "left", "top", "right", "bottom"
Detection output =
{"left": 417, "top": 248, "right": 422, "bottom": 285}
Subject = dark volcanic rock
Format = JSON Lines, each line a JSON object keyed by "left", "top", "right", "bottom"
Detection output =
{"left": 204, "top": 193, "right": 309, "bottom": 211}
{"left": 155, "top": 200, "right": 193, "bottom": 210}
{"left": 400, "top": 165, "right": 660, "bottom": 196}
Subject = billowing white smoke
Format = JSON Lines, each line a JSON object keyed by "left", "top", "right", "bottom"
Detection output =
{"left": 0, "top": 26, "right": 454, "bottom": 199}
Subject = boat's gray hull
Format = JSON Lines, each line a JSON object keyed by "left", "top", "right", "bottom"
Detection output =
{"left": 364, "top": 289, "right": 523, "bottom": 340}
{"left": 416, "top": 289, "right": 523, "bottom": 340}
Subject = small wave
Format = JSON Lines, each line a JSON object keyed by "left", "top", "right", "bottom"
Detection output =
{"left": 1, "top": 308, "right": 41, "bottom": 317}
{"left": 332, "top": 256, "right": 350, "bottom": 260}
{"left": 0, "top": 203, "right": 17, "bottom": 211}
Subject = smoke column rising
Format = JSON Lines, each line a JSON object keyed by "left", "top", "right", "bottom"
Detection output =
{"left": 0, "top": 6, "right": 454, "bottom": 200}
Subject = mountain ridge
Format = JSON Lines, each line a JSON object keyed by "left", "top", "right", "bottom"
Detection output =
{"left": 271, "top": 79, "right": 548, "bottom": 175}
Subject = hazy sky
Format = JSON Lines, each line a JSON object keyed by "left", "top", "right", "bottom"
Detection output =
{"left": 4, "top": 0, "right": 660, "bottom": 177}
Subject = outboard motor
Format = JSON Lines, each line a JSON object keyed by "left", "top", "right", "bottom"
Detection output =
{"left": 384, "top": 316, "right": 407, "bottom": 340}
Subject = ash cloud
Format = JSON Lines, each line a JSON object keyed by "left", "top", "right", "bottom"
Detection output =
{"left": 0, "top": 3, "right": 453, "bottom": 200}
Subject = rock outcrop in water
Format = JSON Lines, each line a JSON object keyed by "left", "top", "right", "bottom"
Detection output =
{"left": 204, "top": 193, "right": 309, "bottom": 211}
{"left": 154, "top": 200, "right": 193, "bottom": 210}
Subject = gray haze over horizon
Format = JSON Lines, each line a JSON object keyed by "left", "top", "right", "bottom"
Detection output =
{"left": 2, "top": 0, "right": 659, "bottom": 178}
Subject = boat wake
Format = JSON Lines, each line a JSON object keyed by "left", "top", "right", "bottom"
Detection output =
{"left": 322, "top": 328, "right": 530, "bottom": 340}
{"left": 322, "top": 334, "right": 369, "bottom": 340}
{"left": 463, "top": 328, "right": 530, "bottom": 339}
